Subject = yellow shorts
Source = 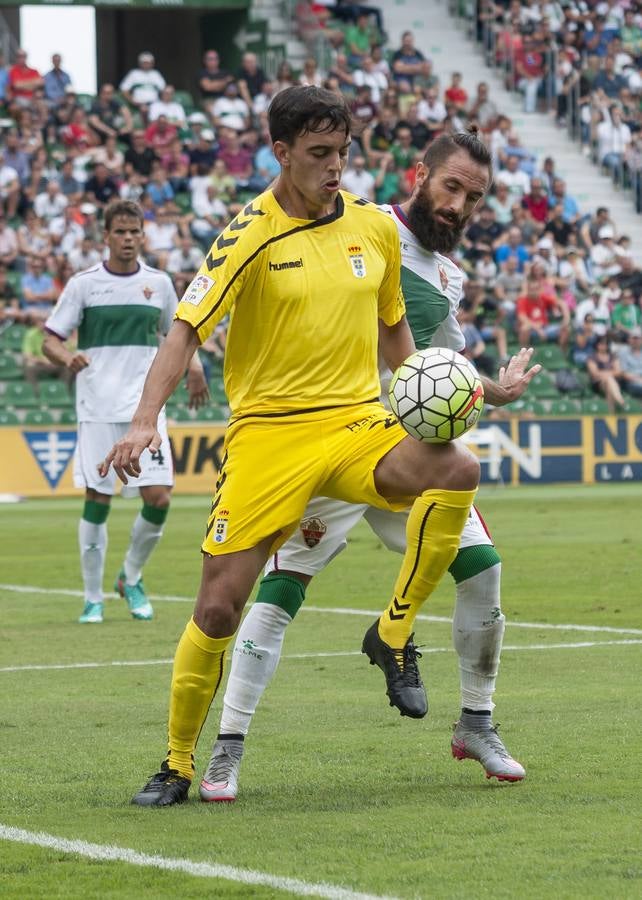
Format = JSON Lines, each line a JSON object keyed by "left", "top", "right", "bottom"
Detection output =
{"left": 203, "top": 402, "right": 411, "bottom": 556}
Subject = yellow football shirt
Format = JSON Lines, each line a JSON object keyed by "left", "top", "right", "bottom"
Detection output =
{"left": 176, "top": 189, "right": 405, "bottom": 418}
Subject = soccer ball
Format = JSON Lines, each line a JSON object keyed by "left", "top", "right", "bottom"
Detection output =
{"left": 389, "top": 347, "right": 484, "bottom": 443}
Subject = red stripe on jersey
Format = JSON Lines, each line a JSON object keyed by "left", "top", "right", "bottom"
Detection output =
{"left": 474, "top": 505, "right": 493, "bottom": 541}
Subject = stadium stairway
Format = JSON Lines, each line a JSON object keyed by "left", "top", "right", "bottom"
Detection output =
{"left": 384, "top": 0, "right": 642, "bottom": 264}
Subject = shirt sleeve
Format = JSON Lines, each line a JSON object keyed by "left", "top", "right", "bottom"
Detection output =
{"left": 45, "top": 276, "right": 83, "bottom": 338}
{"left": 175, "top": 219, "right": 253, "bottom": 343}
{"left": 377, "top": 216, "right": 405, "bottom": 326}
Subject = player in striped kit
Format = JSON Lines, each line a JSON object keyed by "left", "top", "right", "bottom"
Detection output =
{"left": 201, "top": 133, "right": 539, "bottom": 801}
{"left": 43, "top": 200, "right": 208, "bottom": 624}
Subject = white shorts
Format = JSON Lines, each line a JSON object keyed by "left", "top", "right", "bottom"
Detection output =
{"left": 266, "top": 495, "right": 493, "bottom": 577}
{"left": 73, "top": 414, "right": 174, "bottom": 496}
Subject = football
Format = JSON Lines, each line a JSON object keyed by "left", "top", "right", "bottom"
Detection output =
{"left": 389, "top": 347, "right": 484, "bottom": 443}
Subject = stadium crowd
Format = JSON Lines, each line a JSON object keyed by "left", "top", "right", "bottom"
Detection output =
{"left": 1, "top": 0, "right": 642, "bottom": 418}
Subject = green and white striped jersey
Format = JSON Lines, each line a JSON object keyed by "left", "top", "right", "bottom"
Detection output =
{"left": 380, "top": 204, "right": 466, "bottom": 353}
{"left": 46, "top": 261, "right": 177, "bottom": 423}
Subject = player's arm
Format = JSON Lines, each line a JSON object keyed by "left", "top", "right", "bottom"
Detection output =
{"left": 379, "top": 316, "right": 416, "bottom": 372}
{"left": 100, "top": 319, "right": 199, "bottom": 483}
{"left": 186, "top": 349, "right": 209, "bottom": 409}
{"left": 480, "top": 348, "right": 541, "bottom": 406}
{"left": 42, "top": 330, "right": 90, "bottom": 374}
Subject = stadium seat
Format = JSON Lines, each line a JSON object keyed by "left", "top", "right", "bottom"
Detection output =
{"left": 76, "top": 93, "right": 95, "bottom": 112}
{"left": 58, "top": 408, "right": 77, "bottom": 424}
{"left": 529, "top": 375, "right": 559, "bottom": 399}
{"left": 621, "top": 396, "right": 642, "bottom": 413}
{"left": 533, "top": 344, "right": 569, "bottom": 371}
{"left": 197, "top": 406, "right": 227, "bottom": 422}
{"left": 174, "top": 192, "right": 193, "bottom": 214}
{"left": 549, "top": 398, "right": 581, "bottom": 415}
{"left": 174, "top": 90, "right": 195, "bottom": 112}
{"left": 0, "top": 324, "right": 27, "bottom": 351}
{"left": 167, "top": 405, "right": 192, "bottom": 422}
{"left": 0, "top": 352, "right": 22, "bottom": 380}
{"left": 39, "top": 381, "right": 73, "bottom": 408}
{"left": 0, "top": 409, "right": 19, "bottom": 425}
{"left": 24, "top": 409, "right": 56, "bottom": 425}
{"left": 4, "top": 381, "right": 39, "bottom": 407}
{"left": 581, "top": 397, "right": 610, "bottom": 415}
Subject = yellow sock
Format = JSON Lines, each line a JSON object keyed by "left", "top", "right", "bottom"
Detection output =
{"left": 166, "top": 617, "right": 233, "bottom": 779}
{"left": 378, "top": 489, "right": 477, "bottom": 650}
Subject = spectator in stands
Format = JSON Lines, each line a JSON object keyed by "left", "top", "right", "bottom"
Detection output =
{"left": 0, "top": 52, "right": 9, "bottom": 107}
{"left": 237, "top": 52, "right": 267, "bottom": 108}
{"left": 615, "top": 255, "right": 642, "bottom": 298}
{"left": 457, "top": 299, "right": 499, "bottom": 376}
{"left": 17, "top": 209, "right": 50, "bottom": 264}
{"left": 496, "top": 154, "right": 530, "bottom": 199}
{"left": 493, "top": 253, "right": 522, "bottom": 323}
{"left": 148, "top": 85, "right": 187, "bottom": 127}
{"left": 0, "top": 264, "right": 22, "bottom": 321}
{"left": 486, "top": 181, "right": 513, "bottom": 226}
{"left": 208, "top": 158, "right": 237, "bottom": 207}
{"left": 0, "top": 159, "right": 19, "bottom": 220}
{"left": 125, "top": 130, "right": 158, "bottom": 182}
{"left": 587, "top": 334, "right": 625, "bottom": 411}
{"left": 120, "top": 51, "right": 165, "bottom": 111}
{"left": 416, "top": 86, "right": 447, "bottom": 141}
{"left": 145, "top": 160, "right": 175, "bottom": 209}
{"left": 199, "top": 49, "right": 234, "bottom": 114}
{"left": 570, "top": 313, "right": 597, "bottom": 368}
{"left": 58, "top": 158, "right": 83, "bottom": 204}
{"left": 144, "top": 205, "right": 180, "bottom": 269}
{"left": 574, "top": 286, "right": 611, "bottom": 337}
{"left": 191, "top": 182, "right": 228, "bottom": 246}
{"left": 547, "top": 203, "right": 576, "bottom": 250}
{"left": 212, "top": 80, "right": 250, "bottom": 134}
{"left": 341, "top": 153, "right": 375, "bottom": 200}
{"left": 352, "top": 56, "right": 387, "bottom": 104}
{"left": 467, "top": 81, "right": 498, "bottom": 132}
{"left": 299, "top": 57, "right": 325, "bottom": 89}
{"left": 20, "top": 257, "right": 57, "bottom": 318}
{"left": 8, "top": 49, "right": 43, "bottom": 107}
{"left": 620, "top": 9, "right": 642, "bottom": 62}
{"left": 68, "top": 235, "right": 100, "bottom": 272}
{"left": 253, "top": 133, "right": 280, "bottom": 188}
{"left": 391, "top": 30, "right": 431, "bottom": 93}
{"left": 43, "top": 54, "right": 71, "bottom": 107}
{"left": 167, "top": 234, "right": 203, "bottom": 295}
{"left": 343, "top": 12, "right": 374, "bottom": 69}
{"left": 1, "top": 130, "right": 30, "bottom": 186}
{"left": 618, "top": 328, "right": 642, "bottom": 398}
{"left": 22, "top": 319, "right": 72, "bottom": 393}
{"left": 495, "top": 225, "right": 531, "bottom": 272}
{"left": 444, "top": 72, "right": 468, "bottom": 114}
{"left": 145, "top": 115, "right": 178, "bottom": 155}
{"left": 463, "top": 203, "right": 504, "bottom": 263}
{"left": 216, "top": 128, "right": 254, "bottom": 189}
{"left": 160, "top": 138, "right": 190, "bottom": 193}
{"left": 579, "top": 206, "right": 613, "bottom": 254}
{"left": 0, "top": 214, "right": 18, "bottom": 268}
{"left": 516, "top": 274, "right": 570, "bottom": 348}
{"left": 522, "top": 176, "right": 549, "bottom": 225}
{"left": 591, "top": 225, "right": 621, "bottom": 282}
{"left": 34, "top": 179, "right": 68, "bottom": 222}
{"left": 596, "top": 104, "right": 631, "bottom": 176}
{"left": 610, "top": 288, "right": 641, "bottom": 342}
{"left": 592, "top": 56, "right": 627, "bottom": 99}
{"left": 84, "top": 162, "right": 119, "bottom": 209}
{"left": 550, "top": 177, "right": 580, "bottom": 224}
{"left": 558, "top": 246, "right": 590, "bottom": 296}
{"left": 188, "top": 128, "right": 218, "bottom": 177}
{"left": 90, "top": 134, "right": 125, "bottom": 178}
{"left": 514, "top": 31, "right": 546, "bottom": 113}
{"left": 274, "top": 61, "right": 298, "bottom": 94}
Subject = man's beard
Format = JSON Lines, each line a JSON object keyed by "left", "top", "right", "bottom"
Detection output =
{"left": 406, "top": 185, "right": 465, "bottom": 254}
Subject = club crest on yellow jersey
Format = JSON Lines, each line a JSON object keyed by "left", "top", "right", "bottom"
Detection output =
{"left": 348, "top": 244, "right": 366, "bottom": 278}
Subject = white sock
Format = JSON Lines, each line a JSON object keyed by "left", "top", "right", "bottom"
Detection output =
{"left": 123, "top": 513, "right": 164, "bottom": 585}
{"left": 79, "top": 519, "right": 108, "bottom": 604}
{"left": 219, "top": 603, "right": 292, "bottom": 736}
{"left": 452, "top": 563, "right": 505, "bottom": 712}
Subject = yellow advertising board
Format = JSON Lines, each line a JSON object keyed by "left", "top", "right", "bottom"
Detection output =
{"left": 3, "top": 416, "right": 642, "bottom": 498}
{"left": 0, "top": 424, "right": 227, "bottom": 498}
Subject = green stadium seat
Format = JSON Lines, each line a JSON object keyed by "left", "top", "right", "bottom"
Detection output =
{"left": 0, "top": 352, "right": 22, "bottom": 380}
{"left": 0, "top": 409, "right": 19, "bottom": 425}
{"left": 549, "top": 398, "right": 581, "bottom": 415}
{"left": 58, "top": 408, "right": 77, "bottom": 425}
{"left": 197, "top": 406, "right": 228, "bottom": 422}
{"left": 174, "top": 90, "right": 195, "bottom": 112}
{"left": 167, "top": 405, "right": 192, "bottom": 422}
{"left": 533, "top": 344, "right": 569, "bottom": 371}
{"left": 621, "top": 396, "right": 642, "bottom": 413}
{"left": 169, "top": 383, "right": 190, "bottom": 404}
{"left": 39, "top": 381, "right": 73, "bottom": 408}
{"left": 581, "top": 396, "right": 610, "bottom": 415}
{"left": 529, "top": 375, "right": 560, "bottom": 399}
{"left": 174, "top": 192, "right": 193, "bottom": 214}
{"left": 4, "top": 381, "right": 39, "bottom": 407}
{"left": 24, "top": 409, "right": 56, "bottom": 425}
{"left": 0, "top": 324, "right": 27, "bottom": 351}
{"left": 76, "top": 93, "right": 95, "bottom": 112}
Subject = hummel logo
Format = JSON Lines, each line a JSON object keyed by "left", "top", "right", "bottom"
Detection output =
{"left": 388, "top": 597, "right": 411, "bottom": 621}
{"left": 269, "top": 258, "right": 304, "bottom": 271}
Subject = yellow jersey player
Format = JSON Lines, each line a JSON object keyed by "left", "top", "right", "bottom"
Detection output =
{"left": 100, "top": 86, "right": 484, "bottom": 807}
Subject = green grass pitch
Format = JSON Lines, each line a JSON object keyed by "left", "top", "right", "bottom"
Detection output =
{"left": 0, "top": 484, "right": 641, "bottom": 899}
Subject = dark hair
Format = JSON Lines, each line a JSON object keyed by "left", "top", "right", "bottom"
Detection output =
{"left": 268, "top": 85, "right": 352, "bottom": 145}
{"left": 422, "top": 128, "right": 493, "bottom": 178}
{"left": 104, "top": 200, "right": 144, "bottom": 232}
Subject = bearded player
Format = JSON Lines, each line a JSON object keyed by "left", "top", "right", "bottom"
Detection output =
{"left": 200, "top": 131, "right": 540, "bottom": 802}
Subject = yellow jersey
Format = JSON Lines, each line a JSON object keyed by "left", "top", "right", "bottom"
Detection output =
{"left": 176, "top": 189, "right": 405, "bottom": 418}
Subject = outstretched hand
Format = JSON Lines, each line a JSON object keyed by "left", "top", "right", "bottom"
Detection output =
{"left": 98, "top": 423, "right": 161, "bottom": 485}
{"left": 498, "top": 347, "right": 542, "bottom": 402}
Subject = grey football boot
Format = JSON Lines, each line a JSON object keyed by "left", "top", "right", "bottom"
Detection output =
{"left": 199, "top": 738, "right": 245, "bottom": 802}
{"left": 451, "top": 712, "right": 525, "bottom": 782}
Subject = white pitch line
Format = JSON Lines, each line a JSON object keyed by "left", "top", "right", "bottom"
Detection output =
{"left": 1, "top": 640, "right": 641, "bottom": 674}
{"left": 0, "top": 825, "right": 395, "bottom": 900}
{"left": 2, "top": 583, "right": 642, "bottom": 636}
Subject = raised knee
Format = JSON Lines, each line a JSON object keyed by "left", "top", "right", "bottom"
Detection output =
{"left": 447, "top": 445, "right": 480, "bottom": 491}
